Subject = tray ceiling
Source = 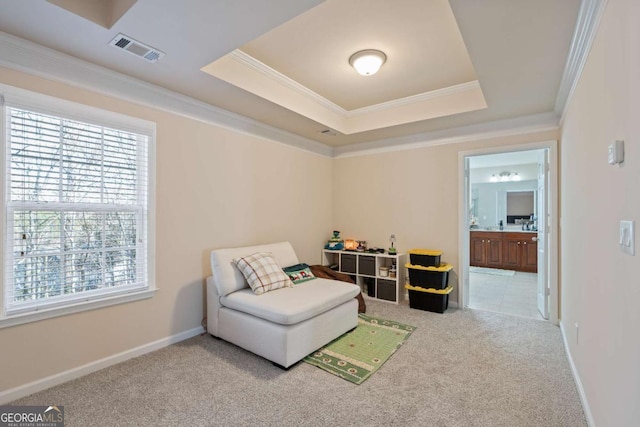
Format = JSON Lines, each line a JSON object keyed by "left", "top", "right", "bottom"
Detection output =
{"left": 202, "top": 0, "right": 487, "bottom": 135}
{"left": 0, "top": 0, "right": 582, "bottom": 148}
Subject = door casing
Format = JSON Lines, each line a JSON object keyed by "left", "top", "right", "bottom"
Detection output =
{"left": 458, "top": 140, "right": 559, "bottom": 324}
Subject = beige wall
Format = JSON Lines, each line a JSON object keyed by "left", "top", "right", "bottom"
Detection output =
{"left": 8, "top": 7, "right": 639, "bottom": 422}
{"left": 559, "top": 0, "right": 640, "bottom": 424}
{"left": 332, "top": 130, "right": 558, "bottom": 303}
{"left": 0, "top": 68, "right": 333, "bottom": 392}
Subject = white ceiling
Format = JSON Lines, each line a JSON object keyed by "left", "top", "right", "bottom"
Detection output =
{"left": 238, "top": 0, "right": 478, "bottom": 110}
{"left": 201, "top": 0, "right": 487, "bottom": 136}
{"left": 0, "top": 0, "right": 581, "bottom": 149}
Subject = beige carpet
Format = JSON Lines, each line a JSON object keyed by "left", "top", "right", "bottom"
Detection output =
{"left": 11, "top": 300, "right": 586, "bottom": 426}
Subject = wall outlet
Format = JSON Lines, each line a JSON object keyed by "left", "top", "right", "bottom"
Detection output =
{"left": 575, "top": 322, "right": 579, "bottom": 344}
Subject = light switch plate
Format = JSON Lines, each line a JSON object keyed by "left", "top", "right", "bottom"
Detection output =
{"left": 608, "top": 140, "right": 624, "bottom": 165}
{"left": 619, "top": 220, "right": 635, "bottom": 255}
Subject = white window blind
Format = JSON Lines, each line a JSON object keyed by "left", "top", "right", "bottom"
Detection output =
{"left": 3, "top": 97, "right": 153, "bottom": 318}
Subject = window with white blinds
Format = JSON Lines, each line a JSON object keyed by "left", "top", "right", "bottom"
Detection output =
{"left": 2, "top": 87, "right": 155, "bottom": 322}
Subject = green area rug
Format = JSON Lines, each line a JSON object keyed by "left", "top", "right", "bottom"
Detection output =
{"left": 303, "top": 314, "right": 416, "bottom": 384}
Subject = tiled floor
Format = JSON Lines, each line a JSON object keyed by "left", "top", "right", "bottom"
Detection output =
{"left": 468, "top": 270, "right": 545, "bottom": 320}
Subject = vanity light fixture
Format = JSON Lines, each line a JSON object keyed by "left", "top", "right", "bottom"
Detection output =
{"left": 349, "top": 49, "right": 387, "bottom": 76}
{"left": 490, "top": 171, "right": 521, "bottom": 183}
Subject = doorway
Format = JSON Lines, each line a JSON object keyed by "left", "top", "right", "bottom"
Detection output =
{"left": 458, "top": 142, "right": 558, "bottom": 323}
{"left": 469, "top": 267, "right": 542, "bottom": 319}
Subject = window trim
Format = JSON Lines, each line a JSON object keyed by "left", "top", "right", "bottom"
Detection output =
{"left": 0, "top": 84, "right": 156, "bottom": 328}
{"left": 0, "top": 288, "right": 157, "bottom": 329}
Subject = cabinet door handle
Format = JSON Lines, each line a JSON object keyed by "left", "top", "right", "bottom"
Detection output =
{"left": 482, "top": 240, "right": 485, "bottom": 243}
{"left": 517, "top": 242, "right": 520, "bottom": 245}
{"left": 532, "top": 237, "right": 538, "bottom": 242}
{"left": 488, "top": 240, "right": 491, "bottom": 243}
{"left": 524, "top": 242, "right": 527, "bottom": 245}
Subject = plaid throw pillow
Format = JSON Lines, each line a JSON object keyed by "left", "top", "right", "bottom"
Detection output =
{"left": 233, "top": 252, "right": 293, "bottom": 295}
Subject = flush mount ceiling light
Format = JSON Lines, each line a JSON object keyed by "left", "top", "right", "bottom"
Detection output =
{"left": 349, "top": 49, "right": 387, "bottom": 76}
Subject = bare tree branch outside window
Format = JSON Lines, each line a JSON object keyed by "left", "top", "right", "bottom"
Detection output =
{"left": 6, "top": 108, "right": 148, "bottom": 312}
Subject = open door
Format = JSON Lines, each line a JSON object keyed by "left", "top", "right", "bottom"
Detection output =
{"left": 461, "top": 156, "right": 470, "bottom": 309}
{"left": 537, "top": 149, "right": 549, "bottom": 319}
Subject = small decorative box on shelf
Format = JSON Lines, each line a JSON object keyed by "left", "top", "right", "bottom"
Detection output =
{"left": 322, "top": 249, "right": 405, "bottom": 304}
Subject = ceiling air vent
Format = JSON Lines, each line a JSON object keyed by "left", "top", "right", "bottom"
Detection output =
{"left": 320, "top": 129, "right": 337, "bottom": 136}
{"left": 108, "top": 33, "right": 165, "bottom": 63}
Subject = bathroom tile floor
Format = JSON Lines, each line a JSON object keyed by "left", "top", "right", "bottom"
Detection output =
{"left": 468, "top": 270, "right": 544, "bottom": 320}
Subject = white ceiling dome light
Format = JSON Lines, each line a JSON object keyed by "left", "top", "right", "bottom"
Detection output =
{"left": 349, "top": 49, "right": 387, "bottom": 76}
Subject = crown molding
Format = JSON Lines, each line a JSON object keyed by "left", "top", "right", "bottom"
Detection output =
{"left": 555, "top": 0, "right": 608, "bottom": 123}
{"left": 226, "top": 49, "right": 485, "bottom": 131}
{"left": 333, "top": 112, "right": 560, "bottom": 158}
{"left": 347, "top": 81, "right": 481, "bottom": 117}
{"left": 230, "top": 49, "right": 346, "bottom": 117}
{"left": 0, "top": 31, "right": 562, "bottom": 160}
{"left": 0, "top": 31, "right": 333, "bottom": 157}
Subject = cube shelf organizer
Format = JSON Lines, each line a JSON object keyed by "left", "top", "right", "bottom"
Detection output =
{"left": 322, "top": 249, "right": 405, "bottom": 304}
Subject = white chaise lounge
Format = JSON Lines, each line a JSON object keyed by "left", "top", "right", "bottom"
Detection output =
{"left": 206, "top": 241, "right": 360, "bottom": 368}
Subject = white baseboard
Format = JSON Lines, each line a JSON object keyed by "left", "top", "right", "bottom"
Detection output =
{"left": 0, "top": 326, "right": 205, "bottom": 404}
{"left": 559, "top": 321, "right": 595, "bottom": 426}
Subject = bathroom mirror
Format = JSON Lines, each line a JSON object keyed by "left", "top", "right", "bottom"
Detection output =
{"left": 506, "top": 191, "right": 535, "bottom": 224}
{"left": 470, "top": 188, "right": 479, "bottom": 218}
{"left": 471, "top": 182, "right": 537, "bottom": 228}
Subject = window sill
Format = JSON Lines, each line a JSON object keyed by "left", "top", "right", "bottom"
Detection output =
{"left": 0, "top": 288, "right": 157, "bottom": 329}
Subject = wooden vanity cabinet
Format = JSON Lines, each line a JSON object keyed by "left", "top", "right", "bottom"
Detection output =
{"left": 470, "top": 231, "right": 537, "bottom": 273}
{"left": 503, "top": 232, "right": 538, "bottom": 273}
{"left": 470, "top": 232, "right": 503, "bottom": 268}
